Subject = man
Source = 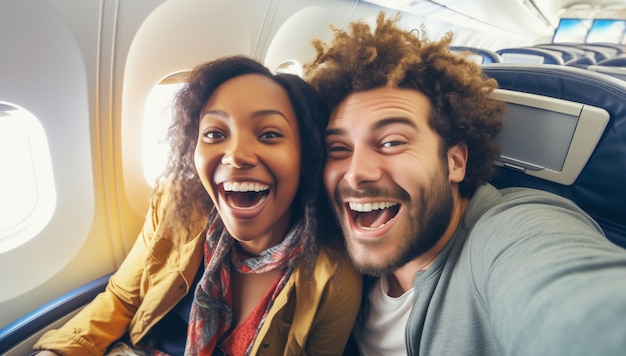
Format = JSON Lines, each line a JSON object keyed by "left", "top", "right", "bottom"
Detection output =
{"left": 306, "top": 12, "right": 626, "bottom": 356}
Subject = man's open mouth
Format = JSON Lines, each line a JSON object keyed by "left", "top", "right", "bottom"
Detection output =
{"left": 348, "top": 201, "right": 400, "bottom": 230}
{"left": 222, "top": 182, "right": 270, "bottom": 209}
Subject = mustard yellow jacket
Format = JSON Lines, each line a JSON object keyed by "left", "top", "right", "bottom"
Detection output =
{"left": 34, "top": 193, "right": 362, "bottom": 356}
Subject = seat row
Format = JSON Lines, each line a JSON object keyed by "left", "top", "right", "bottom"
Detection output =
{"left": 451, "top": 42, "right": 626, "bottom": 66}
{"left": 3, "top": 62, "right": 626, "bottom": 356}
{"left": 450, "top": 43, "right": 626, "bottom": 81}
{"left": 480, "top": 64, "right": 626, "bottom": 250}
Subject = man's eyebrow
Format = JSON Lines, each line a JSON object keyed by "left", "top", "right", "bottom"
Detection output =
{"left": 326, "top": 127, "right": 345, "bottom": 137}
{"left": 326, "top": 117, "right": 418, "bottom": 137}
{"left": 373, "top": 117, "right": 418, "bottom": 131}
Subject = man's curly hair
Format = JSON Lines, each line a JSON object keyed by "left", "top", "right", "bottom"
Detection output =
{"left": 305, "top": 12, "right": 505, "bottom": 197}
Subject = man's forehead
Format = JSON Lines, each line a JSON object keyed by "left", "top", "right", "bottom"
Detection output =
{"left": 329, "top": 86, "right": 431, "bottom": 125}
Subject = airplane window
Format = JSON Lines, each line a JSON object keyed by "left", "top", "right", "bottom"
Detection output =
{"left": 0, "top": 103, "right": 56, "bottom": 252}
{"left": 274, "top": 59, "right": 304, "bottom": 77}
{"left": 552, "top": 18, "right": 592, "bottom": 43}
{"left": 142, "top": 74, "right": 186, "bottom": 186}
{"left": 586, "top": 19, "right": 626, "bottom": 44}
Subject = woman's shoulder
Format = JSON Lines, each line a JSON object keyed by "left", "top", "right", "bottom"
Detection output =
{"left": 316, "top": 244, "right": 349, "bottom": 262}
{"left": 312, "top": 246, "right": 361, "bottom": 287}
{"left": 149, "top": 184, "right": 207, "bottom": 234}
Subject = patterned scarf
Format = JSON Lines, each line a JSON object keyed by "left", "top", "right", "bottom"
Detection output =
{"left": 184, "top": 213, "right": 304, "bottom": 356}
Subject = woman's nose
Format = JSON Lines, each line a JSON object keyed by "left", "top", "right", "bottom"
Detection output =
{"left": 221, "top": 135, "right": 257, "bottom": 168}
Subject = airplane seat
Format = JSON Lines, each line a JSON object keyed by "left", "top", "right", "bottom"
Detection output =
{"left": 536, "top": 44, "right": 588, "bottom": 59}
{"left": 597, "top": 55, "right": 626, "bottom": 67}
{"left": 481, "top": 64, "right": 626, "bottom": 248}
{"left": 495, "top": 47, "right": 565, "bottom": 65}
{"left": 589, "top": 43, "right": 625, "bottom": 55}
{"left": 565, "top": 55, "right": 597, "bottom": 67}
{"left": 532, "top": 46, "right": 578, "bottom": 62}
{"left": 576, "top": 45, "right": 611, "bottom": 63}
{"left": 449, "top": 46, "right": 502, "bottom": 64}
{"left": 584, "top": 44, "right": 621, "bottom": 57}
{"left": 586, "top": 65, "right": 626, "bottom": 81}
{"left": 0, "top": 273, "right": 113, "bottom": 355}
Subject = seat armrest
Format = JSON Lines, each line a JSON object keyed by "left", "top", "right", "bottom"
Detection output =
{"left": 0, "top": 273, "right": 113, "bottom": 354}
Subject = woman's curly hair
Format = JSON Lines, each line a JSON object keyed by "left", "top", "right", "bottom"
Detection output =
{"left": 149, "top": 55, "right": 332, "bottom": 265}
{"left": 305, "top": 12, "right": 505, "bottom": 197}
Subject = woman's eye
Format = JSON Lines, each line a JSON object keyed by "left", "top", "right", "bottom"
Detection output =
{"left": 202, "top": 130, "right": 225, "bottom": 141}
{"left": 259, "top": 131, "right": 284, "bottom": 140}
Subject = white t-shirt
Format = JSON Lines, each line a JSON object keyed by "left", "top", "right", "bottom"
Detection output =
{"left": 356, "top": 276, "right": 414, "bottom": 356}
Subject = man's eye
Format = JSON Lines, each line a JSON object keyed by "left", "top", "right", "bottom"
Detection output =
{"left": 381, "top": 140, "right": 404, "bottom": 148}
{"left": 326, "top": 143, "right": 352, "bottom": 159}
{"left": 328, "top": 145, "right": 350, "bottom": 152}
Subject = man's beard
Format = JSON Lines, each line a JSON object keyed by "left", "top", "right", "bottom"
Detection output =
{"left": 338, "top": 165, "right": 455, "bottom": 276}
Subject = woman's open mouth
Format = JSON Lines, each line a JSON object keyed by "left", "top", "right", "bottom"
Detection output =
{"left": 222, "top": 181, "right": 270, "bottom": 209}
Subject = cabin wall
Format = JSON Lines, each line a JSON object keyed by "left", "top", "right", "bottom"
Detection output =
{"left": 0, "top": 0, "right": 556, "bottom": 329}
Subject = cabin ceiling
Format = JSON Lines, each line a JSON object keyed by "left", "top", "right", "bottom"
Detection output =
{"left": 362, "top": 0, "right": 554, "bottom": 37}
{"left": 553, "top": 0, "right": 626, "bottom": 10}
{"left": 552, "top": 0, "right": 626, "bottom": 19}
{"left": 362, "top": 0, "right": 626, "bottom": 36}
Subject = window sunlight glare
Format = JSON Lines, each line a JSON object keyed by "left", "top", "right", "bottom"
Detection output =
{"left": 0, "top": 104, "right": 56, "bottom": 252}
{"left": 142, "top": 81, "right": 185, "bottom": 186}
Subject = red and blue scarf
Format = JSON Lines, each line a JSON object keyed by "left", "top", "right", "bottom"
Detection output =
{"left": 185, "top": 214, "right": 304, "bottom": 355}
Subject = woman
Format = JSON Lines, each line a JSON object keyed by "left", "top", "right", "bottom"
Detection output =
{"left": 33, "top": 56, "right": 361, "bottom": 355}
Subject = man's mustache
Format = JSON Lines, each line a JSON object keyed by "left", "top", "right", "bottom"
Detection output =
{"left": 334, "top": 185, "right": 410, "bottom": 205}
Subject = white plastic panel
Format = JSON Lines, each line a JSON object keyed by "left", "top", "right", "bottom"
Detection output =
{"left": 0, "top": 0, "right": 94, "bottom": 302}
{"left": 489, "top": 89, "right": 610, "bottom": 185}
{"left": 122, "top": 0, "right": 254, "bottom": 217}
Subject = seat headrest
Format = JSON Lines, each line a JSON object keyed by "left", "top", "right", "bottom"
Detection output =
{"left": 597, "top": 55, "right": 626, "bottom": 67}
{"left": 496, "top": 48, "right": 565, "bottom": 65}
{"left": 586, "top": 65, "right": 626, "bottom": 81}
{"left": 450, "top": 46, "right": 502, "bottom": 64}
{"left": 482, "top": 64, "right": 626, "bottom": 247}
{"left": 565, "top": 56, "right": 597, "bottom": 66}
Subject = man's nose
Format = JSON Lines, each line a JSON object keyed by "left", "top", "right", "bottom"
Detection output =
{"left": 221, "top": 135, "right": 257, "bottom": 168}
{"left": 343, "top": 146, "right": 382, "bottom": 189}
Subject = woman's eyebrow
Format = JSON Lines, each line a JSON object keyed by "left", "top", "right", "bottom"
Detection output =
{"left": 201, "top": 109, "right": 228, "bottom": 119}
{"left": 201, "top": 109, "right": 292, "bottom": 126}
{"left": 252, "top": 109, "right": 292, "bottom": 126}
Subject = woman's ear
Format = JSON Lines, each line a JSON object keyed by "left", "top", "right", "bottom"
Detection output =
{"left": 447, "top": 142, "right": 468, "bottom": 184}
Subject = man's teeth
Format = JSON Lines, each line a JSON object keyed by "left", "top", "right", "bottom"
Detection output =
{"left": 349, "top": 201, "right": 398, "bottom": 212}
{"left": 223, "top": 182, "right": 269, "bottom": 192}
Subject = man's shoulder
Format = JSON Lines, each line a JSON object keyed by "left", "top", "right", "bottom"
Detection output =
{"left": 474, "top": 183, "right": 574, "bottom": 205}
{"left": 464, "top": 184, "right": 603, "bottom": 249}
{"left": 468, "top": 184, "right": 583, "bottom": 222}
